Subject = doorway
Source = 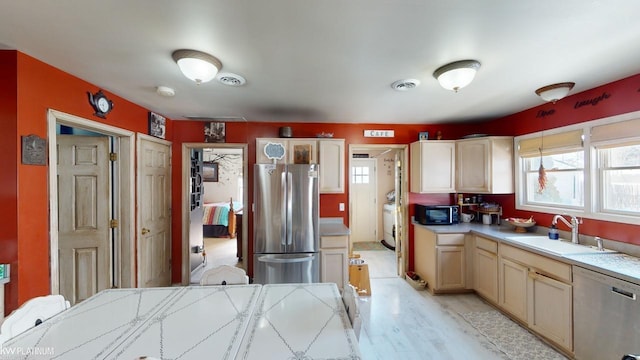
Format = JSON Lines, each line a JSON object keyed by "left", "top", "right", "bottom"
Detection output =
{"left": 349, "top": 144, "right": 408, "bottom": 278}
{"left": 181, "top": 143, "right": 249, "bottom": 285}
{"left": 47, "top": 110, "right": 135, "bottom": 303}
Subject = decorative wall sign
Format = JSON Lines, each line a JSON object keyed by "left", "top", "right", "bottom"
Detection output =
{"left": 21, "top": 134, "right": 47, "bottom": 165}
{"left": 364, "top": 130, "right": 394, "bottom": 138}
{"left": 574, "top": 92, "right": 611, "bottom": 109}
{"left": 205, "top": 122, "right": 226, "bottom": 143}
{"left": 202, "top": 162, "right": 219, "bottom": 182}
{"left": 419, "top": 131, "right": 429, "bottom": 140}
{"left": 148, "top": 111, "right": 166, "bottom": 139}
{"left": 264, "top": 142, "right": 285, "bottom": 160}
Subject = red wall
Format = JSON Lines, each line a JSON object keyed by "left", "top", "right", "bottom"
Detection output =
{"left": 1, "top": 50, "right": 156, "bottom": 313}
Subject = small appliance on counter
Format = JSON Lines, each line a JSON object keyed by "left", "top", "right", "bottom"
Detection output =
{"left": 414, "top": 204, "right": 458, "bottom": 225}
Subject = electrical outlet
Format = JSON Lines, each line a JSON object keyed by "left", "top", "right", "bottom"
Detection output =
{"left": 339, "top": 203, "right": 345, "bottom": 211}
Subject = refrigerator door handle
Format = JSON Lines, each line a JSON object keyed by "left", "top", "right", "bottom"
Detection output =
{"left": 280, "top": 171, "right": 287, "bottom": 246}
{"left": 257, "top": 254, "right": 316, "bottom": 264}
{"left": 286, "top": 171, "right": 293, "bottom": 246}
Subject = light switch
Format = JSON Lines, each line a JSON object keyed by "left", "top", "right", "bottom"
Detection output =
{"left": 339, "top": 203, "right": 345, "bottom": 211}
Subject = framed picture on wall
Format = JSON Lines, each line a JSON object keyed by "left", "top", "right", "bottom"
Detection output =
{"left": 293, "top": 144, "right": 312, "bottom": 164}
{"left": 203, "top": 162, "right": 219, "bottom": 182}
{"left": 204, "top": 122, "right": 226, "bottom": 143}
{"left": 148, "top": 111, "right": 166, "bottom": 139}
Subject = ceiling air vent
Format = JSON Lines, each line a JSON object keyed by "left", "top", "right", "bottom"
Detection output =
{"left": 391, "top": 79, "right": 420, "bottom": 91}
{"left": 216, "top": 72, "right": 246, "bottom": 86}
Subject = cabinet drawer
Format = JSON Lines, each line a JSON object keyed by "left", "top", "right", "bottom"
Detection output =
{"left": 437, "top": 233, "right": 465, "bottom": 246}
{"left": 475, "top": 235, "right": 497, "bottom": 253}
{"left": 500, "top": 244, "right": 571, "bottom": 283}
{"left": 321, "top": 236, "right": 348, "bottom": 249}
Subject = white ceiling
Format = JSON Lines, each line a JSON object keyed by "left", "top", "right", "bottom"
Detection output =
{"left": 2, "top": 1, "right": 640, "bottom": 124}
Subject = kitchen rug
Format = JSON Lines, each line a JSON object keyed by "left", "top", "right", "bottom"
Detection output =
{"left": 352, "top": 241, "right": 387, "bottom": 251}
{"left": 461, "top": 310, "right": 568, "bottom": 360}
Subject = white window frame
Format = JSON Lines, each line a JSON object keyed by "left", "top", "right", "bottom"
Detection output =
{"left": 515, "top": 110, "right": 640, "bottom": 226}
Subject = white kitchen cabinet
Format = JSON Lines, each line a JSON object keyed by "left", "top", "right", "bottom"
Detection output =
{"left": 498, "top": 243, "right": 573, "bottom": 353}
{"left": 255, "top": 138, "right": 317, "bottom": 164}
{"left": 414, "top": 226, "right": 467, "bottom": 294}
{"left": 319, "top": 235, "right": 349, "bottom": 291}
{"left": 528, "top": 269, "right": 573, "bottom": 352}
{"left": 318, "top": 139, "right": 345, "bottom": 193}
{"left": 498, "top": 255, "right": 528, "bottom": 323}
{"left": 410, "top": 140, "right": 456, "bottom": 193}
{"left": 474, "top": 235, "right": 498, "bottom": 304}
{"left": 456, "top": 136, "right": 513, "bottom": 194}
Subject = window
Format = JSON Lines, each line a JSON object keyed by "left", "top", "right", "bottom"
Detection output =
{"left": 351, "top": 166, "right": 370, "bottom": 184}
{"left": 596, "top": 143, "right": 640, "bottom": 215}
{"left": 523, "top": 151, "right": 584, "bottom": 208}
{"left": 516, "top": 113, "right": 640, "bottom": 225}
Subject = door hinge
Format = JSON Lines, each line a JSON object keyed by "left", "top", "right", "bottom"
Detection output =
{"left": 109, "top": 152, "right": 117, "bottom": 161}
{"left": 110, "top": 219, "right": 118, "bottom": 228}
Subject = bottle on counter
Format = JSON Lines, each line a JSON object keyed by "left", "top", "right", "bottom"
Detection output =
{"left": 548, "top": 224, "right": 559, "bottom": 240}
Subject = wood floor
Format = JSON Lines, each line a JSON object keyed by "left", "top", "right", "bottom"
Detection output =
{"left": 356, "top": 248, "right": 563, "bottom": 360}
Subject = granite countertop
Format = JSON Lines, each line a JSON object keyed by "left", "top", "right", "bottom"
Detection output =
{"left": 413, "top": 222, "right": 640, "bottom": 285}
{"left": 319, "top": 217, "right": 350, "bottom": 236}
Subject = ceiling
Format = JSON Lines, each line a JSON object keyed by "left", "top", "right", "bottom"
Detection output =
{"left": 2, "top": 1, "right": 640, "bottom": 124}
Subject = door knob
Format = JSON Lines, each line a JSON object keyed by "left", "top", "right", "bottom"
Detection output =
{"left": 142, "top": 228, "right": 151, "bottom": 235}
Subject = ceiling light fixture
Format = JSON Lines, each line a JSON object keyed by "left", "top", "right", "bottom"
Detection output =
{"left": 535, "top": 82, "right": 575, "bottom": 103}
{"left": 433, "top": 60, "right": 481, "bottom": 92}
{"left": 172, "top": 49, "right": 222, "bottom": 85}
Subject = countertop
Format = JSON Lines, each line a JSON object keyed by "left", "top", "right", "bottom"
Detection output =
{"left": 319, "top": 217, "right": 350, "bottom": 236}
{"left": 414, "top": 222, "right": 640, "bottom": 285}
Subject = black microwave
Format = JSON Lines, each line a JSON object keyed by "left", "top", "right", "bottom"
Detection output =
{"left": 414, "top": 204, "right": 459, "bottom": 225}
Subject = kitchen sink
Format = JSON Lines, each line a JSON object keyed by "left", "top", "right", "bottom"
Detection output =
{"left": 504, "top": 236, "right": 618, "bottom": 256}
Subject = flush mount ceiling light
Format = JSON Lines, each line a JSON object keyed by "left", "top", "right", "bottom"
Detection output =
{"left": 433, "top": 60, "right": 481, "bottom": 92}
{"left": 172, "top": 49, "right": 222, "bottom": 85}
{"left": 535, "top": 82, "right": 575, "bottom": 103}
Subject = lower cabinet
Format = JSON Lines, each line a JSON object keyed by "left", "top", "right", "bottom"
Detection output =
{"left": 319, "top": 235, "right": 349, "bottom": 292}
{"left": 414, "top": 226, "right": 468, "bottom": 293}
{"left": 498, "top": 244, "right": 573, "bottom": 353}
{"left": 474, "top": 236, "right": 498, "bottom": 304}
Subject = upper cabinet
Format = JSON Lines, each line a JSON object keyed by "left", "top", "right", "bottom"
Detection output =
{"left": 410, "top": 140, "right": 456, "bottom": 193}
{"left": 318, "top": 139, "right": 345, "bottom": 193}
{"left": 256, "top": 138, "right": 344, "bottom": 193}
{"left": 456, "top": 136, "right": 514, "bottom": 194}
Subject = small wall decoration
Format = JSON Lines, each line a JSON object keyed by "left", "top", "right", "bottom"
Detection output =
{"left": 293, "top": 144, "right": 312, "bottom": 164}
{"left": 202, "top": 162, "right": 219, "bottom": 182}
{"left": 148, "top": 112, "right": 166, "bottom": 139}
{"left": 364, "top": 129, "right": 394, "bottom": 138}
{"left": 205, "top": 122, "right": 226, "bottom": 143}
{"left": 21, "top": 134, "right": 47, "bottom": 165}
{"left": 419, "top": 131, "right": 429, "bottom": 140}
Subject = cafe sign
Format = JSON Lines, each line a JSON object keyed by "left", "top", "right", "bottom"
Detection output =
{"left": 364, "top": 130, "right": 394, "bottom": 138}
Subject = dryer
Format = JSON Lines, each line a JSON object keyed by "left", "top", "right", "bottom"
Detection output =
{"left": 382, "top": 203, "right": 396, "bottom": 248}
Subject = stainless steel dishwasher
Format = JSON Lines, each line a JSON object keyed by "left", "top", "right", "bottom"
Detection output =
{"left": 573, "top": 266, "right": 640, "bottom": 359}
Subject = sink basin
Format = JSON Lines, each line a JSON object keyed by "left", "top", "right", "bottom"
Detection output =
{"left": 504, "top": 236, "right": 618, "bottom": 256}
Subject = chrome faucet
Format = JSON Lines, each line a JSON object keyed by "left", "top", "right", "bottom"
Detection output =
{"left": 552, "top": 214, "right": 582, "bottom": 244}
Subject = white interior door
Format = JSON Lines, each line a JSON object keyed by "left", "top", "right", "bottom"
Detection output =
{"left": 138, "top": 134, "right": 172, "bottom": 287}
{"left": 57, "top": 135, "right": 111, "bottom": 304}
{"left": 350, "top": 158, "right": 378, "bottom": 243}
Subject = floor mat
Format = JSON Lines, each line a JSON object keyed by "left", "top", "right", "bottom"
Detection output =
{"left": 461, "top": 310, "right": 567, "bottom": 360}
{"left": 352, "top": 241, "right": 388, "bottom": 251}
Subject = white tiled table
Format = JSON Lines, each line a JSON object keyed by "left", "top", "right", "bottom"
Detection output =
{"left": 237, "top": 283, "right": 362, "bottom": 359}
{"left": 2, "top": 283, "right": 360, "bottom": 360}
{"left": 2, "top": 285, "right": 261, "bottom": 360}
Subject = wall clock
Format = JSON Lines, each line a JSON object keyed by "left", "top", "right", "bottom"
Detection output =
{"left": 87, "top": 90, "right": 114, "bottom": 118}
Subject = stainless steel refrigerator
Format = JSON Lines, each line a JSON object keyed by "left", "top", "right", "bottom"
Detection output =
{"left": 253, "top": 163, "right": 319, "bottom": 284}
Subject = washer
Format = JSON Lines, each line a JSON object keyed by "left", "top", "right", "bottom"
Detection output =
{"left": 382, "top": 203, "right": 396, "bottom": 248}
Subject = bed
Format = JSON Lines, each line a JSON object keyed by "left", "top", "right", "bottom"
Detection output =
{"left": 202, "top": 199, "right": 243, "bottom": 238}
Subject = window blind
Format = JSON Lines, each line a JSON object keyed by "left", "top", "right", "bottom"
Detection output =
{"left": 591, "top": 118, "right": 640, "bottom": 143}
{"left": 518, "top": 130, "right": 583, "bottom": 157}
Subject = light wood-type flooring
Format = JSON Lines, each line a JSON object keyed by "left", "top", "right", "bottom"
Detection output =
{"left": 356, "top": 248, "right": 566, "bottom": 360}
